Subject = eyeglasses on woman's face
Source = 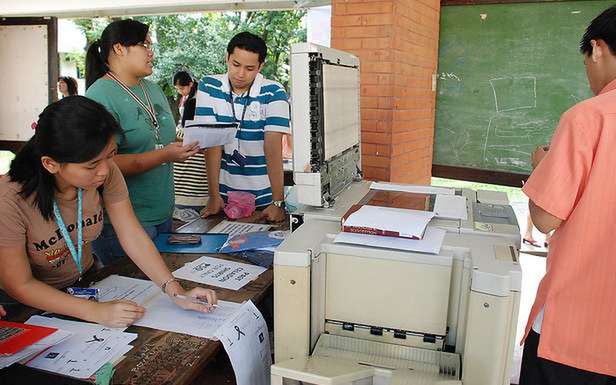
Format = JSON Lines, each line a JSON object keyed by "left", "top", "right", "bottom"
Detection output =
{"left": 134, "top": 41, "right": 154, "bottom": 51}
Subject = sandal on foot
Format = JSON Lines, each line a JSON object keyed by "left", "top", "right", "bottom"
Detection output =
{"left": 523, "top": 238, "right": 541, "bottom": 247}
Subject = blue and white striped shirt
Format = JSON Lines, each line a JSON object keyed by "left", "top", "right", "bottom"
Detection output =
{"left": 191, "top": 73, "right": 290, "bottom": 208}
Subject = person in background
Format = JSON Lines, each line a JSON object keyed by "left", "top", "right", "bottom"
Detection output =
{"left": 0, "top": 97, "right": 217, "bottom": 328}
{"left": 519, "top": 5, "right": 616, "bottom": 384}
{"left": 58, "top": 76, "right": 78, "bottom": 98}
{"left": 84, "top": 19, "right": 199, "bottom": 265}
{"left": 192, "top": 32, "right": 290, "bottom": 222}
{"left": 173, "top": 70, "right": 209, "bottom": 211}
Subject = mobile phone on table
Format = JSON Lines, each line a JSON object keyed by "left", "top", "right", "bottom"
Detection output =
{"left": 167, "top": 234, "right": 202, "bottom": 245}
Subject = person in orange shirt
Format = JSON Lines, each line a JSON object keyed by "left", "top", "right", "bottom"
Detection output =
{"left": 520, "top": 5, "right": 616, "bottom": 384}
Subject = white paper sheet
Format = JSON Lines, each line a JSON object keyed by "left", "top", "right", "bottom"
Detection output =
{"left": 24, "top": 316, "right": 137, "bottom": 379}
{"left": 370, "top": 182, "right": 455, "bottom": 195}
{"left": 93, "top": 275, "right": 160, "bottom": 307}
{"left": 434, "top": 195, "right": 468, "bottom": 220}
{"left": 173, "top": 256, "right": 267, "bottom": 291}
{"left": 92, "top": 275, "right": 243, "bottom": 338}
{"left": 208, "top": 220, "right": 272, "bottom": 237}
{"left": 344, "top": 205, "right": 435, "bottom": 239}
{"left": 334, "top": 226, "right": 447, "bottom": 254}
{"left": 134, "top": 296, "right": 242, "bottom": 339}
{"left": 183, "top": 124, "right": 237, "bottom": 148}
{"left": 214, "top": 300, "right": 271, "bottom": 385}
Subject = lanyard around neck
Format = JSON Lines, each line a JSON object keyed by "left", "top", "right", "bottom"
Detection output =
{"left": 228, "top": 80, "right": 252, "bottom": 129}
{"left": 107, "top": 72, "right": 161, "bottom": 143}
{"left": 53, "top": 188, "right": 83, "bottom": 275}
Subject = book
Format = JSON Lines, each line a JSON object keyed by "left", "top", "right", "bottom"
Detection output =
{"left": 341, "top": 190, "right": 436, "bottom": 239}
{"left": 0, "top": 320, "right": 57, "bottom": 356}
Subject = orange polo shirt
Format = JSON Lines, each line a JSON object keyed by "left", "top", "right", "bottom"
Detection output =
{"left": 522, "top": 78, "right": 616, "bottom": 376}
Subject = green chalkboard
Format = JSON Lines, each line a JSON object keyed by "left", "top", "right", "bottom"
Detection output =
{"left": 434, "top": 1, "right": 609, "bottom": 175}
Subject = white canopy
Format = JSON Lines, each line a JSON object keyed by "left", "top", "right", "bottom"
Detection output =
{"left": 0, "top": 0, "right": 329, "bottom": 18}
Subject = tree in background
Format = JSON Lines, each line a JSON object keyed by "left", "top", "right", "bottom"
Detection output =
{"left": 73, "top": 10, "right": 306, "bottom": 99}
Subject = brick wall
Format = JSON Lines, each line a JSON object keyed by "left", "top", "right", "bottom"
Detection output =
{"left": 331, "top": 0, "right": 440, "bottom": 184}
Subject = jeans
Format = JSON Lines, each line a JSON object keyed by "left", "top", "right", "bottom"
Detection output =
{"left": 91, "top": 218, "right": 173, "bottom": 266}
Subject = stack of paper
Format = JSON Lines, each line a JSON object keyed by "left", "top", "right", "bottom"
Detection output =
{"left": 22, "top": 316, "right": 137, "bottom": 379}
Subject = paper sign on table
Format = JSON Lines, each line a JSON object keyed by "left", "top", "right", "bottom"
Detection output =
{"left": 173, "top": 256, "right": 267, "bottom": 291}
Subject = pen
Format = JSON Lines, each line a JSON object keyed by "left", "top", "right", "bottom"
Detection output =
{"left": 173, "top": 294, "right": 218, "bottom": 308}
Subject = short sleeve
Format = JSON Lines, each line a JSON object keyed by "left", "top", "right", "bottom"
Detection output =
{"left": 523, "top": 105, "right": 599, "bottom": 220}
{"left": 102, "top": 161, "right": 130, "bottom": 206}
{"left": 189, "top": 76, "right": 222, "bottom": 125}
{"left": 85, "top": 83, "right": 123, "bottom": 145}
{"left": 0, "top": 192, "right": 27, "bottom": 247}
{"left": 264, "top": 83, "right": 290, "bottom": 134}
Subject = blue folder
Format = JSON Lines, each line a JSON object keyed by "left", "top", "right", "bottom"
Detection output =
{"left": 154, "top": 233, "right": 229, "bottom": 254}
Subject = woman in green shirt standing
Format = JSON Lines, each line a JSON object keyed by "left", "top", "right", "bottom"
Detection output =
{"left": 85, "top": 19, "right": 199, "bottom": 265}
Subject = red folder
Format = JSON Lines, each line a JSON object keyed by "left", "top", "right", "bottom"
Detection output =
{"left": 0, "top": 320, "right": 57, "bottom": 355}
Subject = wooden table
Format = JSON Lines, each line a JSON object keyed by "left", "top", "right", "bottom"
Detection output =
{"left": 1, "top": 241, "right": 274, "bottom": 385}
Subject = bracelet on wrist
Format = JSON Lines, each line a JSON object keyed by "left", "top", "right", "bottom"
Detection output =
{"left": 160, "top": 277, "right": 178, "bottom": 294}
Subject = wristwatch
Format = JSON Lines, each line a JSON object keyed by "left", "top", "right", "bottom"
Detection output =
{"left": 272, "top": 200, "right": 285, "bottom": 209}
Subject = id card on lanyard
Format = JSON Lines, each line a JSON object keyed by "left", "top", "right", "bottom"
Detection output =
{"left": 229, "top": 81, "right": 252, "bottom": 167}
{"left": 107, "top": 72, "right": 163, "bottom": 150}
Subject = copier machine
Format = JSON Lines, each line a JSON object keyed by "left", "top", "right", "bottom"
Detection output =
{"left": 271, "top": 43, "right": 522, "bottom": 385}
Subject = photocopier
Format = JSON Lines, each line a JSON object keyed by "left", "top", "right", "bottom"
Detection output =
{"left": 271, "top": 43, "right": 522, "bottom": 385}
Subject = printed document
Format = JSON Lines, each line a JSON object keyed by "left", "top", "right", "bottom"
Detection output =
{"left": 215, "top": 300, "right": 271, "bottom": 385}
{"left": 173, "top": 256, "right": 267, "bottom": 291}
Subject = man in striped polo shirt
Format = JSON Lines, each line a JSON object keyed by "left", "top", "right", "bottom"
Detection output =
{"left": 192, "top": 32, "right": 290, "bottom": 222}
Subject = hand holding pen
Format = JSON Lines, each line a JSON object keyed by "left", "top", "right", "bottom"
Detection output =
{"left": 172, "top": 288, "right": 218, "bottom": 312}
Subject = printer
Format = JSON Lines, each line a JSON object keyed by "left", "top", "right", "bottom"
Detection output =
{"left": 271, "top": 43, "right": 522, "bottom": 385}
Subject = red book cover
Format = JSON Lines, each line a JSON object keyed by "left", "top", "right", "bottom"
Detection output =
{"left": 0, "top": 320, "right": 57, "bottom": 355}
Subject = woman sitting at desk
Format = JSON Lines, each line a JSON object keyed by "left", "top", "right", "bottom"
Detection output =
{"left": 0, "top": 97, "right": 217, "bottom": 327}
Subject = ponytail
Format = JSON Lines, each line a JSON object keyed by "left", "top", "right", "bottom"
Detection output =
{"left": 85, "top": 41, "right": 107, "bottom": 89}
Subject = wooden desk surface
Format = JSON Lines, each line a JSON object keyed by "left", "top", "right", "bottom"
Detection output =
{"left": 99, "top": 253, "right": 273, "bottom": 385}
{"left": 3, "top": 227, "right": 275, "bottom": 385}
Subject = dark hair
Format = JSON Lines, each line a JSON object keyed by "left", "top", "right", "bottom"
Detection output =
{"left": 580, "top": 5, "right": 616, "bottom": 56}
{"left": 173, "top": 70, "right": 193, "bottom": 87}
{"left": 227, "top": 32, "right": 267, "bottom": 63}
{"left": 85, "top": 19, "right": 149, "bottom": 89}
{"left": 58, "top": 76, "right": 78, "bottom": 96}
{"left": 8, "top": 96, "right": 123, "bottom": 220}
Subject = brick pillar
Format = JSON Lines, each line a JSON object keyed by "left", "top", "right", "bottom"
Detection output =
{"left": 331, "top": 0, "right": 440, "bottom": 184}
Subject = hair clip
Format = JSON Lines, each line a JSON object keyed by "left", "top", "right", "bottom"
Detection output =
{"left": 31, "top": 122, "right": 38, "bottom": 130}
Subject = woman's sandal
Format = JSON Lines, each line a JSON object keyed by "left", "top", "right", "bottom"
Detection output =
{"left": 523, "top": 238, "right": 541, "bottom": 247}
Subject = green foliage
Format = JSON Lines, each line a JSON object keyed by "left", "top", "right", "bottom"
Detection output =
{"left": 72, "top": 11, "right": 306, "bottom": 100}
{"left": 73, "top": 18, "right": 113, "bottom": 45}
{"left": 63, "top": 51, "right": 86, "bottom": 77}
